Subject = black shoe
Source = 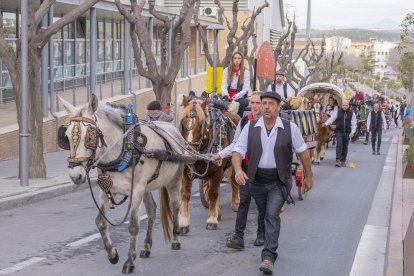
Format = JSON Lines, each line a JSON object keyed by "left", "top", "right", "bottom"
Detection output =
{"left": 372, "top": 151, "right": 376, "bottom": 155}
{"left": 377, "top": 151, "right": 381, "bottom": 155}
{"left": 254, "top": 233, "right": 264, "bottom": 246}
{"left": 259, "top": 259, "right": 274, "bottom": 274}
{"left": 226, "top": 234, "right": 244, "bottom": 250}
{"left": 335, "top": 160, "right": 341, "bottom": 167}
{"left": 363, "top": 141, "right": 368, "bottom": 145}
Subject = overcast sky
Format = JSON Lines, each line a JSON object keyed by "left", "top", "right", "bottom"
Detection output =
{"left": 284, "top": 0, "right": 413, "bottom": 29}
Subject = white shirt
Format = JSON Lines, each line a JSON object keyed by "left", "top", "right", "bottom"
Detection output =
{"left": 219, "top": 120, "right": 243, "bottom": 159}
{"left": 267, "top": 82, "right": 294, "bottom": 100}
{"left": 324, "top": 109, "right": 357, "bottom": 134}
{"left": 233, "top": 117, "right": 307, "bottom": 168}
{"left": 221, "top": 68, "right": 250, "bottom": 99}
{"left": 366, "top": 110, "right": 387, "bottom": 130}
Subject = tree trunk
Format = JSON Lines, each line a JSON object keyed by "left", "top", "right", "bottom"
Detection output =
{"left": 28, "top": 50, "right": 46, "bottom": 178}
{"left": 153, "top": 82, "right": 174, "bottom": 106}
{"left": 14, "top": 50, "right": 46, "bottom": 178}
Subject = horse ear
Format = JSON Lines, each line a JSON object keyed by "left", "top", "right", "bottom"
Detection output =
{"left": 201, "top": 98, "right": 208, "bottom": 110}
{"left": 183, "top": 95, "right": 189, "bottom": 107}
{"left": 59, "top": 96, "right": 76, "bottom": 115}
{"left": 88, "top": 94, "right": 99, "bottom": 114}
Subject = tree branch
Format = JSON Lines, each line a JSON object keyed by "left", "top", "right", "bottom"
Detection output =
{"left": 34, "top": 0, "right": 56, "bottom": 28}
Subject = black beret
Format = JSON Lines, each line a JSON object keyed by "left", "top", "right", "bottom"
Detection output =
{"left": 260, "top": 91, "right": 282, "bottom": 103}
{"left": 275, "top": 70, "right": 285, "bottom": 76}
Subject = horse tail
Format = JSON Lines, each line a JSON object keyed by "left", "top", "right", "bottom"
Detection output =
{"left": 159, "top": 187, "right": 172, "bottom": 242}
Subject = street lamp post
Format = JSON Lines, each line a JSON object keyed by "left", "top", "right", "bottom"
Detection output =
{"left": 207, "top": 24, "right": 224, "bottom": 93}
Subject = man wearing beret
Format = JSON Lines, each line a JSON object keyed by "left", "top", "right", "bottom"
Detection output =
{"left": 267, "top": 71, "right": 294, "bottom": 105}
{"left": 232, "top": 92, "right": 313, "bottom": 274}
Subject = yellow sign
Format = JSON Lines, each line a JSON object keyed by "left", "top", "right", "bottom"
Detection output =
{"left": 206, "top": 66, "right": 224, "bottom": 94}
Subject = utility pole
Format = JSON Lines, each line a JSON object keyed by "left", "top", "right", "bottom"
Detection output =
{"left": 20, "top": 0, "right": 29, "bottom": 186}
{"left": 306, "top": 0, "right": 311, "bottom": 41}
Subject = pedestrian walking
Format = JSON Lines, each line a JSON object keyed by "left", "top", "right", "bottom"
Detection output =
{"left": 212, "top": 92, "right": 265, "bottom": 249}
{"left": 143, "top": 100, "right": 176, "bottom": 122}
{"left": 366, "top": 103, "right": 387, "bottom": 155}
{"left": 267, "top": 71, "right": 294, "bottom": 110}
{"left": 232, "top": 92, "right": 313, "bottom": 274}
{"left": 323, "top": 100, "right": 357, "bottom": 167}
{"left": 221, "top": 51, "right": 250, "bottom": 117}
{"left": 394, "top": 104, "right": 400, "bottom": 128}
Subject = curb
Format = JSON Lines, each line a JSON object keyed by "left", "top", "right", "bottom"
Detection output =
{"left": 0, "top": 180, "right": 93, "bottom": 212}
{"left": 349, "top": 134, "right": 399, "bottom": 275}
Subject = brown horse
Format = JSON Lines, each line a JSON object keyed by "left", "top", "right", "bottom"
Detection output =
{"left": 178, "top": 97, "right": 240, "bottom": 233}
{"left": 314, "top": 112, "right": 335, "bottom": 164}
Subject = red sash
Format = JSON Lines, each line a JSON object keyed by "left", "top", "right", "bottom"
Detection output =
{"left": 229, "top": 88, "right": 238, "bottom": 98}
{"left": 243, "top": 113, "right": 254, "bottom": 166}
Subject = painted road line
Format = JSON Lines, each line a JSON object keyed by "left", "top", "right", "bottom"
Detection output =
{"left": 67, "top": 233, "right": 101, "bottom": 247}
{"left": 0, "top": 257, "right": 46, "bottom": 275}
{"left": 124, "top": 214, "right": 149, "bottom": 224}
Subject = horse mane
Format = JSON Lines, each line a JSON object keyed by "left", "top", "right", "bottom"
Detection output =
{"left": 181, "top": 100, "right": 206, "bottom": 122}
{"left": 77, "top": 102, "right": 126, "bottom": 128}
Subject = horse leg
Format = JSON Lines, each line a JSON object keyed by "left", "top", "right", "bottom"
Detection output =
{"left": 321, "top": 143, "right": 326, "bottom": 160}
{"left": 206, "top": 172, "right": 222, "bottom": 230}
{"left": 139, "top": 192, "right": 156, "bottom": 259}
{"left": 314, "top": 141, "right": 321, "bottom": 165}
{"left": 224, "top": 167, "right": 239, "bottom": 212}
{"left": 179, "top": 172, "right": 192, "bottom": 235}
{"left": 95, "top": 193, "right": 119, "bottom": 265}
{"left": 167, "top": 168, "right": 184, "bottom": 250}
{"left": 122, "top": 188, "right": 145, "bottom": 274}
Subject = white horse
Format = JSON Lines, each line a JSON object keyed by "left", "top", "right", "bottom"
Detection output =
{"left": 60, "top": 95, "right": 185, "bottom": 274}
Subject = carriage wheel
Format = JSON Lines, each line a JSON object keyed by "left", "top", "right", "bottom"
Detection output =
{"left": 199, "top": 180, "right": 210, "bottom": 208}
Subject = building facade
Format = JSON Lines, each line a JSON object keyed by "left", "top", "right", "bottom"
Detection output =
{"left": 371, "top": 39, "right": 396, "bottom": 79}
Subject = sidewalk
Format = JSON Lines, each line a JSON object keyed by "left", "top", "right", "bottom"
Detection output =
{"left": 0, "top": 150, "right": 96, "bottom": 211}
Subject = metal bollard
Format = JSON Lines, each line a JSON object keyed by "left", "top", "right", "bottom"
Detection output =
{"left": 111, "top": 81, "right": 114, "bottom": 97}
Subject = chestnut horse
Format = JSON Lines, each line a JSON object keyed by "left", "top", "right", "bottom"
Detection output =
{"left": 179, "top": 97, "right": 240, "bottom": 233}
{"left": 314, "top": 112, "right": 335, "bottom": 164}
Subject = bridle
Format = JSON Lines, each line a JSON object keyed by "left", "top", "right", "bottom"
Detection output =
{"left": 58, "top": 116, "right": 107, "bottom": 169}
{"left": 183, "top": 101, "right": 208, "bottom": 151}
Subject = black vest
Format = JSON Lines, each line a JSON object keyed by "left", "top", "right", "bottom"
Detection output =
{"left": 246, "top": 119, "right": 292, "bottom": 187}
{"left": 227, "top": 72, "right": 243, "bottom": 93}
{"left": 336, "top": 109, "right": 353, "bottom": 133}
{"left": 370, "top": 110, "right": 383, "bottom": 130}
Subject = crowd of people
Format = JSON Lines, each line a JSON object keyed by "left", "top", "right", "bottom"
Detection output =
{"left": 142, "top": 51, "right": 408, "bottom": 275}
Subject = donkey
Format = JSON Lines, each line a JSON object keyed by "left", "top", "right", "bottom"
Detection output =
{"left": 314, "top": 112, "right": 335, "bottom": 165}
{"left": 178, "top": 96, "right": 240, "bottom": 233}
{"left": 59, "top": 95, "right": 185, "bottom": 274}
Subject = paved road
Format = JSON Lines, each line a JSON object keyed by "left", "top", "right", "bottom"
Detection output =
{"left": 0, "top": 129, "right": 394, "bottom": 276}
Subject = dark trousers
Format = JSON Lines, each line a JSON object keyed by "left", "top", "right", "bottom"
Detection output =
{"left": 371, "top": 128, "right": 382, "bottom": 152}
{"left": 235, "top": 184, "right": 264, "bottom": 238}
{"left": 394, "top": 116, "right": 399, "bottom": 127}
{"left": 336, "top": 131, "right": 350, "bottom": 162}
{"left": 365, "top": 131, "right": 369, "bottom": 142}
{"left": 250, "top": 181, "right": 285, "bottom": 263}
{"left": 236, "top": 98, "right": 248, "bottom": 118}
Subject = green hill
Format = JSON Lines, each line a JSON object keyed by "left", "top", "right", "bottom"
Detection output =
{"left": 297, "top": 29, "right": 401, "bottom": 42}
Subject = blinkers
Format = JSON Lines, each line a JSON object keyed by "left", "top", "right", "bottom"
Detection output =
{"left": 58, "top": 125, "right": 70, "bottom": 150}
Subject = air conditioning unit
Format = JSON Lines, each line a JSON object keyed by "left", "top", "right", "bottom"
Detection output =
{"left": 200, "top": 7, "right": 218, "bottom": 18}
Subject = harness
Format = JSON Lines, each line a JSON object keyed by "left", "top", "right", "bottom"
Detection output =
{"left": 183, "top": 101, "right": 236, "bottom": 179}
{"left": 59, "top": 104, "right": 189, "bottom": 226}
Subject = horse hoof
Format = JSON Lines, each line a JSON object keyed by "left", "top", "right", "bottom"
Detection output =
{"left": 172, "top": 242, "right": 181, "bottom": 250}
{"left": 108, "top": 248, "right": 119, "bottom": 264}
{"left": 206, "top": 223, "right": 218, "bottom": 230}
{"left": 320, "top": 157, "right": 324, "bottom": 160}
{"left": 139, "top": 249, "right": 151, "bottom": 258}
{"left": 218, "top": 214, "right": 222, "bottom": 221}
{"left": 180, "top": 226, "right": 190, "bottom": 235}
{"left": 122, "top": 263, "right": 135, "bottom": 274}
{"left": 231, "top": 204, "right": 239, "bottom": 212}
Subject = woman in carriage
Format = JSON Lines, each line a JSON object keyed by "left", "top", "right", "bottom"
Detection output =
{"left": 325, "top": 96, "right": 339, "bottom": 116}
{"left": 221, "top": 51, "right": 250, "bottom": 118}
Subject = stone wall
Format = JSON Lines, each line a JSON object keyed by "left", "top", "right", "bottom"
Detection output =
{"left": 0, "top": 73, "right": 206, "bottom": 161}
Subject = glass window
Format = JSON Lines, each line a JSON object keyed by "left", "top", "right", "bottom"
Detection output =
{"left": 53, "top": 41, "right": 63, "bottom": 66}
{"left": 98, "top": 20, "right": 104, "bottom": 39}
{"left": 114, "top": 41, "right": 121, "bottom": 60}
{"left": 76, "top": 17, "right": 87, "bottom": 38}
{"left": 65, "top": 41, "right": 75, "bottom": 65}
{"left": 98, "top": 41, "right": 105, "bottom": 62}
{"left": 105, "top": 20, "right": 112, "bottom": 38}
{"left": 76, "top": 41, "right": 86, "bottom": 64}
{"left": 53, "top": 17, "right": 62, "bottom": 39}
{"left": 2, "top": 12, "right": 17, "bottom": 38}
{"left": 2, "top": 72, "right": 12, "bottom": 87}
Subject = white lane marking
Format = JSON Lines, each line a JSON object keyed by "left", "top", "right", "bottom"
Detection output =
{"left": 124, "top": 214, "right": 149, "bottom": 225}
{"left": 382, "top": 138, "right": 390, "bottom": 142}
{"left": 193, "top": 193, "right": 200, "bottom": 197}
{"left": 67, "top": 233, "right": 101, "bottom": 247}
{"left": 0, "top": 257, "right": 46, "bottom": 275}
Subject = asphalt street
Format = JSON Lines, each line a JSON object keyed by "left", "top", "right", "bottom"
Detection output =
{"left": 0, "top": 129, "right": 393, "bottom": 276}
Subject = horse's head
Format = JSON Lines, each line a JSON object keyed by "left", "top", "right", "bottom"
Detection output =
{"left": 180, "top": 96, "right": 208, "bottom": 149}
{"left": 59, "top": 94, "right": 105, "bottom": 184}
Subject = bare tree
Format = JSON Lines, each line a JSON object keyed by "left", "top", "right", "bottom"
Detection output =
{"left": 0, "top": 0, "right": 99, "bottom": 178}
{"left": 342, "top": 53, "right": 362, "bottom": 71}
{"left": 194, "top": 0, "right": 269, "bottom": 68}
{"left": 115, "top": 0, "right": 195, "bottom": 105}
